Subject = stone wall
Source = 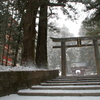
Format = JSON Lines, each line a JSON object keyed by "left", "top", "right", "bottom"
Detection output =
{"left": 0, "top": 70, "right": 59, "bottom": 97}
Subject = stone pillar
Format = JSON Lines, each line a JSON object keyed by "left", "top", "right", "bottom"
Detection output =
{"left": 61, "top": 42, "right": 66, "bottom": 76}
{"left": 93, "top": 39, "right": 100, "bottom": 74}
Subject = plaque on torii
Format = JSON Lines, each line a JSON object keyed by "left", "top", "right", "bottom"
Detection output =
{"left": 51, "top": 36, "right": 100, "bottom": 76}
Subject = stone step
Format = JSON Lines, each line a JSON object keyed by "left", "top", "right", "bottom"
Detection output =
{"left": 57, "top": 75, "right": 100, "bottom": 79}
{"left": 47, "top": 80, "right": 100, "bottom": 83}
{"left": 48, "top": 80, "right": 76, "bottom": 83}
{"left": 18, "top": 89, "right": 100, "bottom": 96}
{"left": 56, "top": 78, "right": 100, "bottom": 80}
{"left": 41, "top": 82, "right": 100, "bottom": 86}
{"left": 55, "top": 77, "right": 100, "bottom": 80}
{"left": 52, "top": 79, "right": 75, "bottom": 81}
{"left": 18, "top": 75, "right": 100, "bottom": 97}
{"left": 31, "top": 85, "right": 100, "bottom": 90}
{"left": 77, "top": 78, "right": 100, "bottom": 81}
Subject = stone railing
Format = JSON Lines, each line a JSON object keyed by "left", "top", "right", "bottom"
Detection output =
{"left": 0, "top": 70, "right": 59, "bottom": 97}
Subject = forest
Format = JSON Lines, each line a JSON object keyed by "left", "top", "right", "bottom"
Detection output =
{"left": 0, "top": 0, "right": 100, "bottom": 71}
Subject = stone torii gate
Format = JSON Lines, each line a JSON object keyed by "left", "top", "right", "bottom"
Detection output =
{"left": 51, "top": 36, "right": 100, "bottom": 76}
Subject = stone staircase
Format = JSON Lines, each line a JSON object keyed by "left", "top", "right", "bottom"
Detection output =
{"left": 18, "top": 75, "right": 100, "bottom": 96}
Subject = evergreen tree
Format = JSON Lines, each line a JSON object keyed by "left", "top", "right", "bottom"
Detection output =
{"left": 36, "top": 1, "right": 48, "bottom": 68}
{"left": 0, "top": 0, "right": 100, "bottom": 67}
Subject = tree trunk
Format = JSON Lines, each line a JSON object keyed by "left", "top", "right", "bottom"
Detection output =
{"left": 5, "top": 34, "right": 11, "bottom": 66}
{"left": 22, "top": 0, "right": 39, "bottom": 66}
{"left": 36, "top": 3, "right": 48, "bottom": 68}
{"left": 1, "top": 35, "right": 6, "bottom": 65}
{"left": 13, "top": 35, "right": 20, "bottom": 66}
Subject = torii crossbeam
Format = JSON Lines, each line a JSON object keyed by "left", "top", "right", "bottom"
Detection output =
{"left": 51, "top": 35, "right": 100, "bottom": 76}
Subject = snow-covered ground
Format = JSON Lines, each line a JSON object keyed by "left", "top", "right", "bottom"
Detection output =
{"left": 0, "top": 65, "right": 100, "bottom": 100}
{"left": 18, "top": 88, "right": 100, "bottom": 93}
{"left": 1, "top": 94, "right": 100, "bottom": 100}
{"left": 0, "top": 65, "right": 48, "bottom": 72}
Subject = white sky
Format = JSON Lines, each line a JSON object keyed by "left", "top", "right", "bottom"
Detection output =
{"left": 48, "top": 3, "right": 90, "bottom": 37}
{"left": 36, "top": 2, "right": 96, "bottom": 37}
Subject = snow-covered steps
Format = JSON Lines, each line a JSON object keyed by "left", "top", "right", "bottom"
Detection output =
{"left": 53, "top": 78, "right": 100, "bottom": 81}
{"left": 18, "top": 89, "right": 100, "bottom": 96}
{"left": 47, "top": 80, "right": 100, "bottom": 83}
{"left": 48, "top": 75, "right": 100, "bottom": 83}
{"left": 56, "top": 77, "right": 100, "bottom": 81}
{"left": 18, "top": 75, "right": 100, "bottom": 96}
{"left": 31, "top": 85, "right": 100, "bottom": 90}
{"left": 41, "top": 82, "right": 100, "bottom": 86}
{"left": 57, "top": 75, "right": 100, "bottom": 79}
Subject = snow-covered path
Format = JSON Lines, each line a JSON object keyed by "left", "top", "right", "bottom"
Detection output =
{"left": 1, "top": 94, "right": 100, "bottom": 100}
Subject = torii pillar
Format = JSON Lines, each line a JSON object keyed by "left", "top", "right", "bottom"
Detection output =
{"left": 61, "top": 41, "right": 66, "bottom": 76}
{"left": 93, "top": 39, "right": 100, "bottom": 74}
